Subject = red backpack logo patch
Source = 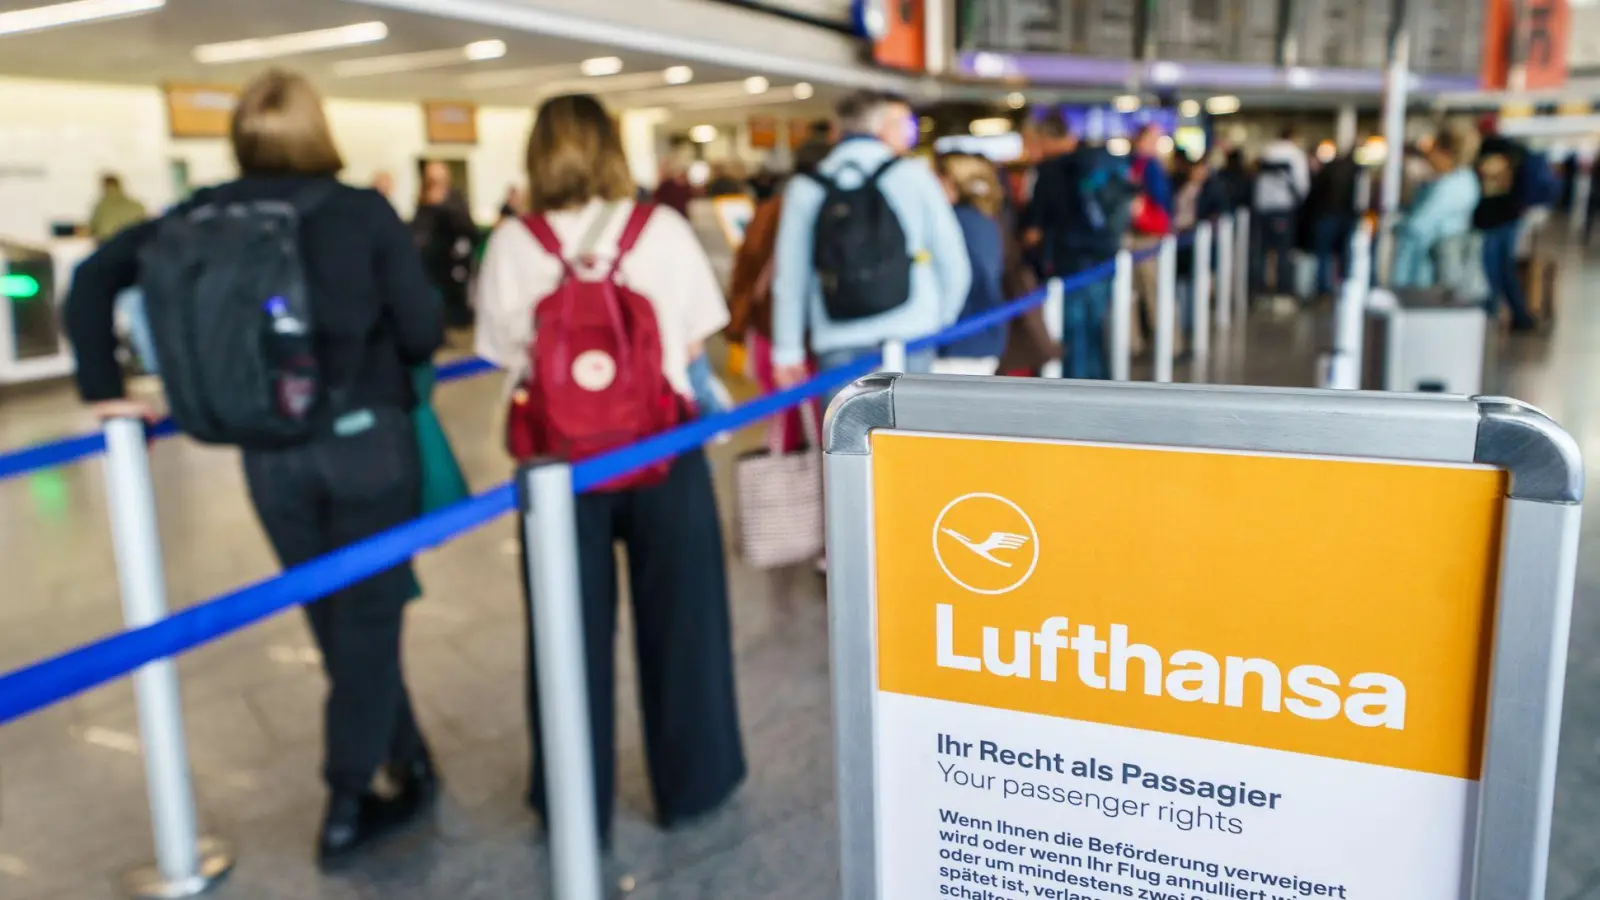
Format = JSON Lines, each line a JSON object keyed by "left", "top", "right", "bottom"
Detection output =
{"left": 505, "top": 203, "right": 684, "bottom": 490}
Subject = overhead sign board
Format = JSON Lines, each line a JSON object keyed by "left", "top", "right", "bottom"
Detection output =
{"left": 1151, "top": 0, "right": 1280, "bottom": 64}
{"left": 956, "top": 0, "right": 1137, "bottom": 59}
{"left": 824, "top": 376, "right": 1581, "bottom": 900}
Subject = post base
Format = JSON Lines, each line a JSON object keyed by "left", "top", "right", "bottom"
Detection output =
{"left": 122, "top": 837, "right": 233, "bottom": 899}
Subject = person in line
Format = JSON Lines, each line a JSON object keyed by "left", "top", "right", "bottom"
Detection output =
{"left": 89, "top": 173, "right": 147, "bottom": 244}
{"left": 1172, "top": 155, "right": 1227, "bottom": 346}
{"left": 63, "top": 69, "right": 444, "bottom": 867}
{"left": 725, "top": 139, "right": 832, "bottom": 451}
{"left": 498, "top": 183, "right": 526, "bottom": 222}
{"left": 932, "top": 152, "right": 1007, "bottom": 375}
{"left": 1022, "top": 112, "right": 1126, "bottom": 379}
{"left": 1304, "top": 143, "right": 1360, "bottom": 300}
{"left": 1473, "top": 118, "right": 1538, "bottom": 331}
{"left": 412, "top": 161, "right": 479, "bottom": 329}
{"left": 770, "top": 90, "right": 970, "bottom": 403}
{"left": 653, "top": 158, "right": 694, "bottom": 218}
{"left": 1393, "top": 125, "right": 1481, "bottom": 291}
{"left": 1252, "top": 126, "right": 1311, "bottom": 303}
{"left": 473, "top": 93, "right": 745, "bottom": 841}
{"left": 1127, "top": 124, "right": 1173, "bottom": 352}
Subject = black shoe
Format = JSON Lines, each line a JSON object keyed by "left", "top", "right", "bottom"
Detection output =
{"left": 387, "top": 756, "right": 440, "bottom": 809}
{"left": 316, "top": 790, "right": 424, "bottom": 870}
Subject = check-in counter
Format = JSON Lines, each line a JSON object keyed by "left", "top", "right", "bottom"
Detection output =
{"left": 0, "top": 236, "right": 90, "bottom": 384}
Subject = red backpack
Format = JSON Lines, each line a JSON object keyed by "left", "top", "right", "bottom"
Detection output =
{"left": 505, "top": 203, "right": 685, "bottom": 490}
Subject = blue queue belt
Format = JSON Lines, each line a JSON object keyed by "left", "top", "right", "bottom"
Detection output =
{"left": 0, "top": 355, "right": 499, "bottom": 484}
{"left": 0, "top": 253, "right": 1133, "bottom": 725}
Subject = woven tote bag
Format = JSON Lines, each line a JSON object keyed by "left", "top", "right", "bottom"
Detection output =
{"left": 734, "top": 402, "right": 824, "bottom": 569}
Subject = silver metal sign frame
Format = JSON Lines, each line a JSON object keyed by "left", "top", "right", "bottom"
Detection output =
{"left": 823, "top": 374, "right": 1582, "bottom": 900}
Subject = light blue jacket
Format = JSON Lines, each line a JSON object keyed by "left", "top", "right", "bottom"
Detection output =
{"left": 1393, "top": 168, "right": 1481, "bottom": 289}
{"left": 771, "top": 137, "right": 972, "bottom": 367}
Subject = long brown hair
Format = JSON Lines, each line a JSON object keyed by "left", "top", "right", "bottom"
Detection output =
{"left": 936, "top": 152, "right": 1002, "bottom": 218}
{"left": 525, "top": 94, "right": 635, "bottom": 212}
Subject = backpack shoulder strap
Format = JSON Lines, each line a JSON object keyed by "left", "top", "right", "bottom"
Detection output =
{"left": 519, "top": 213, "right": 563, "bottom": 258}
{"left": 609, "top": 202, "right": 656, "bottom": 275}
{"left": 289, "top": 181, "right": 340, "bottom": 218}
{"left": 867, "top": 157, "right": 902, "bottom": 184}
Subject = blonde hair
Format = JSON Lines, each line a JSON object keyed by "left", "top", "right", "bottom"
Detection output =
{"left": 525, "top": 94, "right": 635, "bottom": 213}
{"left": 936, "top": 153, "right": 1003, "bottom": 218}
{"left": 231, "top": 69, "right": 343, "bottom": 176}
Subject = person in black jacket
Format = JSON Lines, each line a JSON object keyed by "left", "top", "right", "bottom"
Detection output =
{"left": 1305, "top": 150, "right": 1360, "bottom": 299}
{"left": 63, "top": 69, "right": 445, "bottom": 867}
{"left": 413, "top": 161, "right": 479, "bottom": 329}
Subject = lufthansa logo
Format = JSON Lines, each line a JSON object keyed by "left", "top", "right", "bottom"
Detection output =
{"left": 932, "top": 493, "right": 1039, "bottom": 596}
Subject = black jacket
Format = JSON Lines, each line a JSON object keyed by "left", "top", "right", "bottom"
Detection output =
{"left": 64, "top": 174, "right": 443, "bottom": 414}
{"left": 1473, "top": 136, "right": 1528, "bottom": 231}
{"left": 1024, "top": 147, "right": 1123, "bottom": 268}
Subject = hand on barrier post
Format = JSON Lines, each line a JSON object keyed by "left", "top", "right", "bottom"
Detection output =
{"left": 1110, "top": 250, "right": 1134, "bottom": 382}
{"left": 518, "top": 462, "right": 604, "bottom": 900}
{"left": 101, "top": 418, "right": 234, "bottom": 898}
{"left": 1192, "top": 221, "right": 1213, "bottom": 372}
{"left": 1154, "top": 235, "right": 1178, "bottom": 384}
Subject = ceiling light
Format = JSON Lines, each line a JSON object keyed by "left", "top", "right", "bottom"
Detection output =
{"left": 194, "top": 21, "right": 387, "bottom": 64}
{"left": 1205, "top": 95, "right": 1241, "bottom": 115}
{"left": 579, "top": 56, "right": 623, "bottom": 77}
{"left": 333, "top": 39, "right": 505, "bottom": 77}
{"left": 1006, "top": 92, "right": 1026, "bottom": 110}
{"left": 663, "top": 65, "right": 694, "bottom": 85}
{"left": 464, "top": 39, "right": 506, "bottom": 61}
{"left": 793, "top": 82, "right": 815, "bottom": 100}
{"left": 0, "top": 0, "right": 163, "bottom": 38}
{"left": 1179, "top": 99, "right": 1200, "bottom": 117}
{"left": 689, "top": 124, "right": 718, "bottom": 144}
{"left": 744, "top": 76, "right": 770, "bottom": 94}
{"left": 1113, "top": 95, "right": 1140, "bottom": 113}
{"left": 970, "top": 117, "right": 1012, "bottom": 137}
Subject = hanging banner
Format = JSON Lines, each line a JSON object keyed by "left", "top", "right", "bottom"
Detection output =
{"left": 1483, "top": 0, "right": 1570, "bottom": 90}
{"left": 872, "top": 0, "right": 928, "bottom": 71}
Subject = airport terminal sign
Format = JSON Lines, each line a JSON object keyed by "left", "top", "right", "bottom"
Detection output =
{"left": 869, "top": 432, "right": 1504, "bottom": 899}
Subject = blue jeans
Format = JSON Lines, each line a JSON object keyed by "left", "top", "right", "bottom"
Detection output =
{"left": 1061, "top": 279, "right": 1110, "bottom": 380}
{"left": 1311, "top": 216, "right": 1352, "bottom": 297}
{"left": 1252, "top": 210, "right": 1298, "bottom": 297}
{"left": 815, "top": 345, "right": 934, "bottom": 411}
{"left": 1481, "top": 223, "right": 1534, "bottom": 328}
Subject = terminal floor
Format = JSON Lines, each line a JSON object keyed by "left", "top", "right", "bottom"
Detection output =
{"left": 0, "top": 269, "right": 1597, "bottom": 900}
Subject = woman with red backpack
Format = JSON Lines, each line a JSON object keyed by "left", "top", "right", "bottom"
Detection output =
{"left": 473, "top": 94, "right": 745, "bottom": 841}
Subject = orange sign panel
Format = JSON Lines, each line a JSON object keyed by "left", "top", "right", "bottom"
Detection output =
{"left": 872, "top": 431, "right": 1505, "bottom": 780}
{"left": 423, "top": 101, "right": 478, "bottom": 145}
{"left": 164, "top": 83, "right": 238, "bottom": 139}
{"left": 748, "top": 116, "right": 779, "bottom": 150}
{"left": 874, "top": 0, "right": 927, "bottom": 72}
{"left": 1482, "top": 0, "right": 1570, "bottom": 90}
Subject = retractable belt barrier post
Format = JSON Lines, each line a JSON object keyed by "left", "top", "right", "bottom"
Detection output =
{"left": 880, "top": 339, "right": 908, "bottom": 375}
{"left": 1325, "top": 221, "right": 1375, "bottom": 391}
{"left": 1109, "top": 250, "right": 1133, "bottom": 382}
{"left": 1233, "top": 208, "right": 1251, "bottom": 317}
{"left": 1215, "top": 214, "right": 1235, "bottom": 331}
{"left": 1154, "top": 234, "right": 1178, "bottom": 384}
{"left": 517, "top": 462, "right": 604, "bottom": 900}
{"left": 823, "top": 375, "right": 1582, "bottom": 900}
{"left": 101, "top": 418, "right": 233, "bottom": 899}
{"left": 1192, "top": 220, "right": 1213, "bottom": 372}
{"left": 1039, "top": 278, "right": 1064, "bottom": 380}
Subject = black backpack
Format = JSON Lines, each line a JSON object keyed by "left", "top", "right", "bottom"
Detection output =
{"left": 138, "top": 184, "right": 336, "bottom": 447}
{"left": 810, "top": 158, "right": 913, "bottom": 321}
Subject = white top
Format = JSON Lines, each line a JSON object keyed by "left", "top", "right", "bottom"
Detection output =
{"left": 474, "top": 198, "right": 730, "bottom": 398}
{"left": 1253, "top": 139, "right": 1312, "bottom": 213}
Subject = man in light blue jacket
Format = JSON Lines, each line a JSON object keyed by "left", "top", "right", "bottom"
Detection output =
{"left": 771, "top": 90, "right": 971, "bottom": 402}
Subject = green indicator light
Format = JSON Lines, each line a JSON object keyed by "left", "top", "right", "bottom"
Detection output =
{"left": 0, "top": 273, "right": 39, "bottom": 300}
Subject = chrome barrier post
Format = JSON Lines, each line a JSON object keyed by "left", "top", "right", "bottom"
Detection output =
{"left": 1215, "top": 214, "right": 1235, "bottom": 331}
{"left": 1233, "top": 208, "right": 1251, "bottom": 318}
{"left": 1325, "top": 222, "right": 1375, "bottom": 391}
{"left": 1192, "top": 220, "right": 1213, "bottom": 372}
{"left": 519, "top": 462, "right": 604, "bottom": 900}
{"left": 880, "top": 338, "right": 907, "bottom": 374}
{"left": 1110, "top": 249, "right": 1133, "bottom": 382}
{"left": 102, "top": 418, "right": 233, "bottom": 899}
{"left": 1154, "top": 234, "right": 1177, "bottom": 384}
{"left": 1040, "top": 278, "right": 1064, "bottom": 379}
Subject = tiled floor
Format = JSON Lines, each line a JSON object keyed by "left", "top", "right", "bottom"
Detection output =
{"left": 0, "top": 248, "right": 1596, "bottom": 899}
